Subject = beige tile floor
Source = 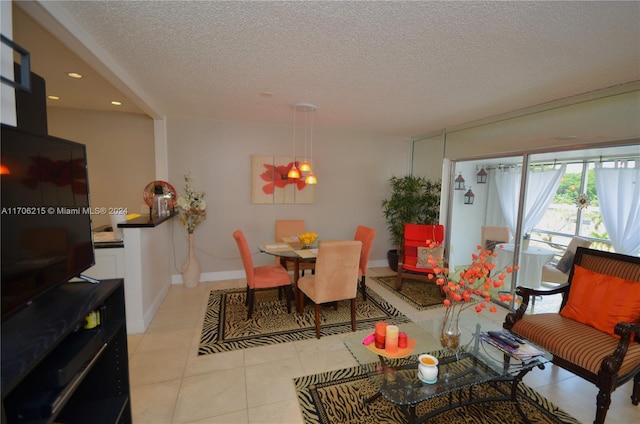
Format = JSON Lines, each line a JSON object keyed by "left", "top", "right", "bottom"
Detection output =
{"left": 127, "top": 268, "right": 638, "bottom": 423}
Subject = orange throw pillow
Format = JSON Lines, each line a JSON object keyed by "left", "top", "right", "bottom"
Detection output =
{"left": 560, "top": 264, "right": 640, "bottom": 338}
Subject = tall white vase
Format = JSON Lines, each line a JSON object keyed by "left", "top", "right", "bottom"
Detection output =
{"left": 182, "top": 233, "right": 201, "bottom": 288}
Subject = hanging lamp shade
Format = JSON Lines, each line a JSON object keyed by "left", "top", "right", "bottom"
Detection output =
{"left": 304, "top": 172, "right": 317, "bottom": 185}
{"left": 299, "top": 160, "right": 311, "bottom": 172}
{"left": 287, "top": 164, "right": 300, "bottom": 179}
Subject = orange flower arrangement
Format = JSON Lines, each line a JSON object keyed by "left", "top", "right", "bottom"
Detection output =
{"left": 424, "top": 240, "right": 518, "bottom": 314}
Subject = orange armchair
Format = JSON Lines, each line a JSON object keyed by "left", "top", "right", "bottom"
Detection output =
{"left": 354, "top": 225, "right": 376, "bottom": 301}
{"left": 233, "top": 230, "right": 293, "bottom": 319}
{"left": 395, "top": 223, "right": 445, "bottom": 291}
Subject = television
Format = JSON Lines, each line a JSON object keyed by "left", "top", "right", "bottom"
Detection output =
{"left": 1, "top": 124, "right": 95, "bottom": 321}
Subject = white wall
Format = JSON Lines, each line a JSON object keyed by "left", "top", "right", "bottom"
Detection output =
{"left": 444, "top": 89, "right": 640, "bottom": 159}
{"left": 166, "top": 116, "right": 411, "bottom": 279}
{"left": 448, "top": 161, "right": 487, "bottom": 269}
{"left": 47, "top": 107, "right": 155, "bottom": 227}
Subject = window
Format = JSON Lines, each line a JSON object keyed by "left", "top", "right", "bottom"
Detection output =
{"left": 534, "top": 161, "right": 611, "bottom": 252}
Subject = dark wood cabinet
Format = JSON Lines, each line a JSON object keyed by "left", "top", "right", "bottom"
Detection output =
{"left": 1, "top": 279, "right": 131, "bottom": 423}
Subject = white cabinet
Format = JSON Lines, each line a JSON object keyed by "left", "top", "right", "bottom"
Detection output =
{"left": 84, "top": 247, "right": 125, "bottom": 279}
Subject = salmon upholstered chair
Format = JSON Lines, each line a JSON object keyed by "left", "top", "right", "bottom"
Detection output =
{"left": 275, "top": 219, "right": 316, "bottom": 275}
{"left": 297, "top": 240, "right": 362, "bottom": 338}
{"left": 395, "top": 223, "right": 445, "bottom": 291}
{"left": 354, "top": 225, "right": 376, "bottom": 301}
{"left": 233, "top": 230, "right": 293, "bottom": 319}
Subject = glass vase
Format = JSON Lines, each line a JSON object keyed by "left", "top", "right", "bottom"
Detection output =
{"left": 182, "top": 233, "right": 201, "bottom": 288}
{"left": 439, "top": 308, "right": 461, "bottom": 355}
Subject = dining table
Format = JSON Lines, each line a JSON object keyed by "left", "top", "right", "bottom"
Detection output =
{"left": 259, "top": 237, "right": 318, "bottom": 310}
{"left": 493, "top": 243, "right": 556, "bottom": 289}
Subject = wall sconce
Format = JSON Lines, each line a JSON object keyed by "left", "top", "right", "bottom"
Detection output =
{"left": 476, "top": 167, "right": 488, "bottom": 184}
{"left": 454, "top": 173, "right": 465, "bottom": 190}
{"left": 464, "top": 188, "right": 475, "bottom": 205}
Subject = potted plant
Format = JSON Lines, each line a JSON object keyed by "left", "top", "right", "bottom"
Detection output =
{"left": 381, "top": 175, "right": 441, "bottom": 271}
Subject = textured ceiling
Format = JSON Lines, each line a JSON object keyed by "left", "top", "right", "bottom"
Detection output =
{"left": 13, "top": 1, "right": 640, "bottom": 138}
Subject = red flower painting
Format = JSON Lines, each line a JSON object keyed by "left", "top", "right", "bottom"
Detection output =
{"left": 260, "top": 161, "right": 307, "bottom": 195}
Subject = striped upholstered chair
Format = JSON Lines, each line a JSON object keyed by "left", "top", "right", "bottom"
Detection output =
{"left": 504, "top": 247, "right": 640, "bottom": 424}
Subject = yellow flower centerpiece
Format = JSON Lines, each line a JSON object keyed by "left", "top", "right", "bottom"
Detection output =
{"left": 298, "top": 231, "right": 318, "bottom": 248}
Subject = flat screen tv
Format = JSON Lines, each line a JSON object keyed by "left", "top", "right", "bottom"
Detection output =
{"left": 1, "top": 124, "right": 95, "bottom": 321}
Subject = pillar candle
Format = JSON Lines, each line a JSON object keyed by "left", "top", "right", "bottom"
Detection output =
{"left": 375, "top": 321, "right": 387, "bottom": 349}
{"left": 385, "top": 325, "right": 399, "bottom": 354}
{"left": 398, "top": 331, "right": 408, "bottom": 349}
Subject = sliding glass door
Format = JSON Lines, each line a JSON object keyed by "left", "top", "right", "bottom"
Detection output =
{"left": 444, "top": 142, "right": 639, "bottom": 309}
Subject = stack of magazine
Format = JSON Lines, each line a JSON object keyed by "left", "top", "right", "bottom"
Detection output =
{"left": 479, "top": 330, "right": 544, "bottom": 361}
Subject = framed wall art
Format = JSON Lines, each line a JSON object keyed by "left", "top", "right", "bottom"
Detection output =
{"left": 251, "top": 155, "right": 315, "bottom": 204}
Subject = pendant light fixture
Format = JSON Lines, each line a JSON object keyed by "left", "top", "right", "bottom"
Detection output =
{"left": 288, "top": 102, "right": 317, "bottom": 184}
{"left": 287, "top": 103, "right": 300, "bottom": 179}
{"left": 299, "top": 105, "right": 312, "bottom": 172}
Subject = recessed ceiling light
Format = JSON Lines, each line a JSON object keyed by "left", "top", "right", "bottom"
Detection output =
{"left": 47, "top": 95, "right": 60, "bottom": 100}
{"left": 110, "top": 101, "right": 122, "bottom": 106}
{"left": 67, "top": 72, "right": 83, "bottom": 79}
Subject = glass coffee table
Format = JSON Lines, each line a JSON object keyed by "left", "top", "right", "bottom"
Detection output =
{"left": 343, "top": 315, "right": 551, "bottom": 424}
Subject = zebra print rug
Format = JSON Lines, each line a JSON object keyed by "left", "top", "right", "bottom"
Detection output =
{"left": 198, "top": 286, "right": 410, "bottom": 355}
{"left": 295, "top": 364, "right": 580, "bottom": 424}
{"left": 374, "top": 275, "right": 446, "bottom": 311}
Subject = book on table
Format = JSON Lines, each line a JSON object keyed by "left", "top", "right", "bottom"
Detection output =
{"left": 479, "top": 331, "right": 544, "bottom": 361}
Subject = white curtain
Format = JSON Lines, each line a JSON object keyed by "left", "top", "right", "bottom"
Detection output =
{"left": 485, "top": 168, "right": 508, "bottom": 227}
{"left": 595, "top": 163, "right": 640, "bottom": 255}
{"left": 494, "top": 167, "right": 521, "bottom": 234}
{"left": 495, "top": 165, "right": 566, "bottom": 235}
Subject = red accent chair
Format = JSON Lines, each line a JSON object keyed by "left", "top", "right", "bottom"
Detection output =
{"left": 395, "top": 223, "right": 445, "bottom": 291}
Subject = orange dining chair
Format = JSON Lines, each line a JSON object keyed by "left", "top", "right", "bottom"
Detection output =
{"left": 297, "top": 240, "right": 362, "bottom": 338}
{"left": 395, "top": 223, "right": 445, "bottom": 291}
{"left": 233, "top": 230, "right": 293, "bottom": 319}
{"left": 354, "top": 225, "right": 376, "bottom": 301}
{"left": 275, "top": 219, "right": 316, "bottom": 276}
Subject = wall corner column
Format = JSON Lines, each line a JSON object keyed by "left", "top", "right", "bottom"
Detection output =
{"left": 154, "top": 118, "right": 168, "bottom": 180}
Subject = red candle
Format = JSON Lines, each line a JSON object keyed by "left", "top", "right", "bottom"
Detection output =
{"left": 398, "top": 331, "right": 408, "bottom": 348}
{"left": 375, "top": 321, "right": 387, "bottom": 349}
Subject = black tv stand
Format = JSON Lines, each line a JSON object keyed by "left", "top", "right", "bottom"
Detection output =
{"left": 1, "top": 279, "right": 131, "bottom": 423}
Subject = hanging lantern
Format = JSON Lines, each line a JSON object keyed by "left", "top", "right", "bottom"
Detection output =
{"left": 464, "top": 188, "right": 475, "bottom": 205}
{"left": 476, "top": 167, "right": 488, "bottom": 184}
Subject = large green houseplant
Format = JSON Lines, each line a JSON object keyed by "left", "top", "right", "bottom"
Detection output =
{"left": 381, "top": 175, "right": 441, "bottom": 271}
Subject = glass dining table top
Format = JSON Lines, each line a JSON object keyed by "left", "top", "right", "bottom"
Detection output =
{"left": 343, "top": 314, "right": 551, "bottom": 407}
{"left": 259, "top": 239, "right": 317, "bottom": 259}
